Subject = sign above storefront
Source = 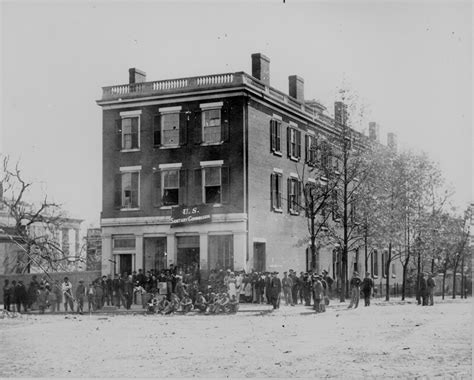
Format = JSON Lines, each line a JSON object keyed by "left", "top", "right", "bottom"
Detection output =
{"left": 170, "top": 205, "right": 212, "bottom": 227}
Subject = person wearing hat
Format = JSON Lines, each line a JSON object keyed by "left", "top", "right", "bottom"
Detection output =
{"left": 312, "top": 275, "right": 324, "bottom": 313}
{"left": 427, "top": 273, "right": 436, "bottom": 306}
{"left": 348, "top": 271, "right": 361, "bottom": 309}
{"left": 361, "top": 272, "right": 374, "bottom": 307}
{"left": 322, "top": 270, "right": 334, "bottom": 299}
{"left": 194, "top": 291, "right": 207, "bottom": 312}
{"left": 180, "top": 292, "right": 193, "bottom": 313}
{"left": 282, "top": 272, "right": 293, "bottom": 306}
{"left": 270, "top": 272, "right": 282, "bottom": 309}
{"left": 418, "top": 272, "right": 428, "bottom": 306}
{"left": 75, "top": 279, "right": 86, "bottom": 314}
{"left": 62, "top": 277, "right": 74, "bottom": 313}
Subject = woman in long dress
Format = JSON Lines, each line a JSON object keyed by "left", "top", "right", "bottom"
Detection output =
{"left": 227, "top": 272, "right": 237, "bottom": 299}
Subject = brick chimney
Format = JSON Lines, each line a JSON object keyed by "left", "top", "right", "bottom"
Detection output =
{"left": 129, "top": 68, "right": 146, "bottom": 84}
{"left": 289, "top": 75, "right": 304, "bottom": 102}
{"left": 334, "top": 101, "right": 348, "bottom": 126}
{"left": 369, "top": 122, "right": 380, "bottom": 142}
{"left": 251, "top": 53, "right": 270, "bottom": 86}
{"left": 387, "top": 132, "right": 397, "bottom": 151}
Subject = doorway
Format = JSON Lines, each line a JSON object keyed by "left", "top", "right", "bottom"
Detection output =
{"left": 176, "top": 236, "right": 200, "bottom": 273}
{"left": 253, "top": 242, "right": 266, "bottom": 272}
{"left": 119, "top": 254, "right": 133, "bottom": 276}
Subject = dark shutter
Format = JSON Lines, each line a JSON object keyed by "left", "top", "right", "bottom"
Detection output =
{"left": 179, "top": 169, "right": 187, "bottom": 205}
{"left": 179, "top": 113, "right": 187, "bottom": 146}
{"left": 277, "top": 174, "right": 282, "bottom": 209}
{"left": 153, "top": 171, "right": 161, "bottom": 207}
{"left": 114, "top": 173, "right": 122, "bottom": 209}
{"left": 287, "top": 177, "right": 291, "bottom": 213}
{"left": 304, "top": 134, "right": 309, "bottom": 163}
{"left": 194, "top": 111, "right": 202, "bottom": 144}
{"left": 221, "top": 107, "right": 230, "bottom": 142}
{"left": 131, "top": 118, "right": 139, "bottom": 149}
{"left": 270, "top": 120, "right": 275, "bottom": 152}
{"left": 116, "top": 119, "right": 122, "bottom": 151}
{"left": 221, "top": 166, "right": 230, "bottom": 204}
{"left": 296, "top": 130, "right": 301, "bottom": 159}
{"left": 270, "top": 174, "right": 274, "bottom": 210}
{"left": 153, "top": 115, "right": 161, "bottom": 146}
{"left": 194, "top": 168, "right": 202, "bottom": 204}
{"left": 287, "top": 126, "right": 291, "bottom": 158}
{"left": 276, "top": 122, "right": 281, "bottom": 152}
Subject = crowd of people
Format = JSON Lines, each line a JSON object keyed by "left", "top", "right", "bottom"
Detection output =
{"left": 2, "top": 266, "right": 437, "bottom": 315}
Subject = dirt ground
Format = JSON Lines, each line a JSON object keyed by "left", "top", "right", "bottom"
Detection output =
{"left": 0, "top": 298, "right": 471, "bottom": 379}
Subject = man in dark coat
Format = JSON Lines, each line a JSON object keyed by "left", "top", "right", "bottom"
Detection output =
{"left": 3, "top": 279, "right": 12, "bottom": 312}
{"left": 348, "top": 271, "right": 361, "bottom": 309}
{"left": 270, "top": 272, "right": 282, "bottom": 309}
{"left": 264, "top": 272, "right": 272, "bottom": 305}
{"left": 427, "top": 273, "right": 436, "bottom": 306}
{"left": 289, "top": 270, "right": 299, "bottom": 305}
{"left": 419, "top": 273, "right": 428, "bottom": 306}
{"left": 112, "top": 274, "right": 121, "bottom": 308}
{"left": 322, "top": 270, "right": 334, "bottom": 299}
{"left": 15, "top": 280, "right": 28, "bottom": 313}
{"left": 360, "top": 272, "right": 374, "bottom": 306}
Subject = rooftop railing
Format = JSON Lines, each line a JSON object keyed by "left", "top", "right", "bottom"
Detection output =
{"left": 100, "top": 71, "right": 332, "bottom": 126}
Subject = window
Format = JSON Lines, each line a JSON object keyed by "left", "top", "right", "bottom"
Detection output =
{"left": 116, "top": 112, "right": 140, "bottom": 151}
{"left": 113, "top": 237, "right": 136, "bottom": 250}
{"left": 382, "top": 251, "right": 387, "bottom": 278}
{"left": 195, "top": 162, "right": 229, "bottom": 205}
{"left": 372, "top": 249, "right": 378, "bottom": 277}
{"left": 202, "top": 109, "right": 221, "bottom": 143}
{"left": 161, "top": 113, "right": 180, "bottom": 146}
{"left": 208, "top": 235, "right": 234, "bottom": 271}
{"left": 287, "top": 127, "right": 301, "bottom": 160}
{"left": 121, "top": 171, "right": 139, "bottom": 209}
{"left": 162, "top": 169, "right": 179, "bottom": 206}
{"left": 270, "top": 172, "right": 282, "bottom": 211}
{"left": 320, "top": 140, "right": 331, "bottom": 170}
{"left": 305, "top": 134, "right": 317, "bottom": 165}
{"left": 288, "top": 177, "right": 301, "bottom": 214}
{"left": 154, "top": 106, "right": 186, "bottom": 147}
{"left": 197, "top": 102, "right": 229, "bottom": 144}
{"left": 270, "top": 119, "right": 282, "bottom": 154}
{"left": 204, "top": 167, "right": 221, "bottom": 204}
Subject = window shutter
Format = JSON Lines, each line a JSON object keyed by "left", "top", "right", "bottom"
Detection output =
{"left": 153, "top": 115, "right": 161, "bottom": 146}
{"left": 131, "top": 172, "right": 139, "bottom": 208}
{"left": 194, "top": 111, "right": 202, "bottom": 144}
{"left": 194, "top": 168, "right": 202, "bottom": 204}
{"left": 153, "top": 171, "right": 161, "bottom": 207}
{"left": 179, "top": 113, "right": 187, "bottom": 146}
{"left": 296, "top": 130, "right": 301, "bottom": 159}
{"left": 131, "top": 118, "right": 139, "bottom": 149}
{"left": 270, "top": 174, "right": 274, "bottom": 210}
{"left": 221, "top": 166, "right": 230, "bottom": 204}
{"left": 304, "top": 135, "right": 309, "bottom": 163}
{"left": 114, "top": 173, "right": 122, "bottom": 209}
{"left": 116, "top": 119, "right": 122, "bottom": 151}
{"left": 298, "top": 181, "right": 302, "bottom": 213}
{"left": 276, "top": 122, "right": 281, "bottom": 152}
{"left": 287, "top": 126, "right": 291, "bottom": 158}
{"left": 287, "top": 178, "right": 291, "bottom": 213}
{"left": 221, "top": 107, "right": 230, "bottom": 142}
{"left": 277, "top": 175, "right": 282, "bottom": 209}
{"left": 270, "top": 120, "right": 275, "bottom": 152}
{"left": 179, "top": 169, "right": 187, "bottom": 205}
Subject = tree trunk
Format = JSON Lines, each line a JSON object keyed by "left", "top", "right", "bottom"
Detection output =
{"left": 460, "top": 253, "right": 465, "bottom": 299}
{"left": 311, "top": 214, "right": 317, "bottom": 272}
{"left": 401, "top": 263, "right": 407, "bottom": 300}
{"left": 364, "top": 232, "right": 368, "bottom": 273}
{"left": 416, "top": 248, "right": 421, "bottom": 304}
{"left": 442, "top": 269, "right": 446, "bottom": 300}
{"left": 340, "top": 246, "right": 347, "bottom": 302}
{"left": 385, "top": 242, "right": 392, "bottom": 301}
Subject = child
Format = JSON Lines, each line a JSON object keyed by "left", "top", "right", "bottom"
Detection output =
{"left": 163, "top": 294, "right": 179, "bottom": 315}
{"left": 217, "top": 293, "right": 230, "bottom": 314}
{"left": 156, "top": 297, "right": 169, "bottom": 315}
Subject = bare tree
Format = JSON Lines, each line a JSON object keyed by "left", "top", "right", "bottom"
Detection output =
{"left": 0, "top": 155, "right": 73, "bottom": 273}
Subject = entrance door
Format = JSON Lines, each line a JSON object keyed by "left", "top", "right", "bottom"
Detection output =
{"left": 253, "top": 242, "right": 266, "bottom": 272}
{"left": 119, "top": 254, "right": 133, "bottom": 276}
{"left": 176, "top": 236, "right": 200, "bottom": 273}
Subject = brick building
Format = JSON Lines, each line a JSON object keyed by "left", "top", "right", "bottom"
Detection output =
{"left": 97, "top": 53, "right": 402, "bottom": 284}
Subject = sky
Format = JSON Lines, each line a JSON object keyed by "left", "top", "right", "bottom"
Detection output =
{"left": 1, "top": 0, "right": 472, "bottom": 227}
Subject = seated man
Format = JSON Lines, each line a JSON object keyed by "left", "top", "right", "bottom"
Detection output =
{"left": 206, "top": 293, "right": 219, "bottom": 314}
{"left": 180, "top": 293, "right": 193, "bottom": 313}
{"left": 194, "top": 292, "right": 207, "bottom": 312}
{"left": 228, "top": 294, "right": 239, "bottom": 314}
{"left": 156, "top": 297, "right": 169, "bottom": 314}
{"left": 217, "top": 293, "right": 230, "bottom": 314}
{"left": 163, "top": 294, "right": 180, "bottom": 315}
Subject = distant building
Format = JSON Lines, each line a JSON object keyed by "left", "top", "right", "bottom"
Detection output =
{"left": 86, "top": 228, "right": 102, "bottom": 271}
{"left": 97, "top": 53, "right": 403, "bottom": 286}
